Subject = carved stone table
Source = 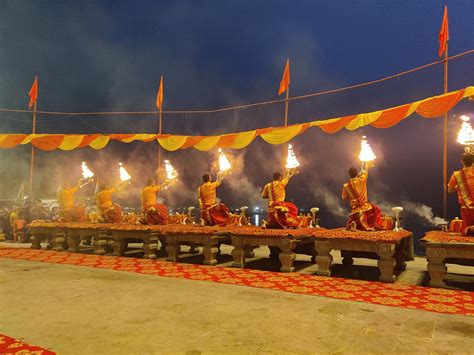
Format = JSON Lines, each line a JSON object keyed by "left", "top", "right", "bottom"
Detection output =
{"left": 28, "top": 224, "right": 67, "bottom": 251}
{"left": 314, "top": 229, "right": 414, "bottom": 282}
{"left": 421, "top": 231, "right": 474, "bottom": 287}
{"left": 226, "top": 226, "right": 319, "bottom": 272}
{"left": 162, "top": 225, "right": 230, "bottom": 266}
{"left": 63, "top": 223, "right": 113, "bottom": 254}
{"left": 109, "top": 225, "right": 161, "bottom": 259}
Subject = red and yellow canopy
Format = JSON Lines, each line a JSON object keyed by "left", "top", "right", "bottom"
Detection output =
{"left": 1, "top": 86, "right": 472, "bottom": 151}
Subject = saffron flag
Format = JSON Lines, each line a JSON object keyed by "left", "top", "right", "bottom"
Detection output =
{"left": 438, "top": 6, "right": 449, "bottom": 58}
{"left": 278, "top": 59, "right": 290, "bottom": 95}
{"left": 28, "top": 76, "right": 38, "bottom": 109}
{"left": 156, "top": 76, "right": 164, "bottom": 111}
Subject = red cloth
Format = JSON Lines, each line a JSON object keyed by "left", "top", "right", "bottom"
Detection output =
{"left": 460, "top": 208, "right": 474, "bottom": 236}
{"left": 145, "top": 203, "right": 169, "bottom": 225}
{"left": 347, "top": 203, "right": 383, "bottom": 231}
{"left": 101, "top": 204, "right": 123, "bottom": 223}
{"left": 267, "top": 201, "right": 299, "bottom": 229}
{"left": 201, "top": 203, "right": 230, "bottom": 226}
{"left": 61, "top": 205, "right": 86, "bottom": 222}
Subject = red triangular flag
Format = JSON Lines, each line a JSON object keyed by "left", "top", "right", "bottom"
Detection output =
{"left": 438, "top": 6, "right": 449, "bottom": 58}
{"left": 278, "top": 59, "right": 290, "bottom": 95}
{"left": 28, "top": 76, "right": 38, "bottom": 109}
{"left": 156, "top": 76, "right": 164, "bottom": 111}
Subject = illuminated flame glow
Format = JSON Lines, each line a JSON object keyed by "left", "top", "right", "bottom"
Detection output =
{"left": 164, "top": 160, "right": 178, "bottom": 180}
{"left": 285, "top": 144, "right": 300, "bottom": 169}
{"left": 81, "top": 162, "right": 94, "bottom": 179}
{"left": 119, "top": 162, "right": 131, "bottom": 182}
{"left": 457, "top": 115, "right": 474, "bottom": 145}
{"left": 359, "top": 136, "right": 376, "bottom": 162}
{"left": 218, "top": 149, "right": 232, "bottom": 172}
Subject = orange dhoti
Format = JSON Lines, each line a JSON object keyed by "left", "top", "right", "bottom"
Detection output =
{"left": 347, "top": 203, "right": 383, "bottom": 231}
{"left": 460, "top": 208, "right": 474, "bottom": 236}
{"left": 267, "top": 201, "right": 299, "bottom": 229}
{"left": 100, "top": 204, "right": 123, "bottom": 223}
{"left": 60, "top": 205, "right": 86, "bottom": 222}
{"left": 201, "top": 203, "right": 230, "bottom": 226}
{"left": 144, "top": 203, "right": 169, "bottom": 225}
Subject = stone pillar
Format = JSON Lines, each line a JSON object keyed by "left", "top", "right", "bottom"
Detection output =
{"left": 67, "top": 235, "right": 80, "bottom": 253}
{"left": 203, "top": 236, "right": 219, "bottom": 266}
{"left": 279, "top": 238, "right": 296, "bottom": 272}
{"left": 315, "top": 240, "right": 333, "bottom": 276}
{"left": 51, "top": 233, "right": 66, "bottom": 252}
{"left": 426, "top": 247, "right": 447, "bottom": 288}
{"left": 165, "top": 236, "right": 180, "bottom": 262}
{"left": 93, "top": 232, "right": 108, "bottom": 255}
{"left": 376, "top": 243, "right": 396, "bottom": 282}
{"left": 231, "top": 236, "right": 246, "bottom": 268}
{"left": 143, "top": 234, "right": 158, "bottom": 259}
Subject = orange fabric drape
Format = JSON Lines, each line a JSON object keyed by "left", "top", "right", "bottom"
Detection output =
{"left": 370, "top": 104, "right": 411, "bottom": 128}
{"left": 416, "top": 89, "right": 464, "bottom": 118}
{"left": 31, "top": 135, "right": 65, "bottom": 151}
{"left": 319, "top": 115, "right": 357, "bottom": 134}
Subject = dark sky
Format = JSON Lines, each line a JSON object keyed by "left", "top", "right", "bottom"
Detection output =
{"left": 0, "top": 0, "right": 473, "bottom": 235}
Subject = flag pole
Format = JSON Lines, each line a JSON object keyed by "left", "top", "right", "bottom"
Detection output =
{"left": 442, "top": 43, "right": 448, "bottom": 220}
{"left": 283, "top": 59, "right": 290, "bottom": 170}
{"left": 29, "top": 100, "right": 37, "bottom": 197}
{"left": 157, "top": 75, "right": 163, "bottom": 183}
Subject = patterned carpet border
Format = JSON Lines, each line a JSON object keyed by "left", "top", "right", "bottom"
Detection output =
{"left": 0, "top": 248, "right": 473, "bottom": 317}
{"left": 0, "top": 333, "right": 55, "bottom": 354}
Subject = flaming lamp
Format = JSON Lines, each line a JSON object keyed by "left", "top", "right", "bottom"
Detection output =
{"left": 457, "top": 115, "right": 474, "bottom": 153}
{"left": 80, "top": 161, "right": 94, "bottom": 187}
{"left": 164, "top": 160, "right": 178, "bottom": 182}
{"left": 285, "top": 144, "right": 300, "bottom": 173}
{"left": 359, "top": 136, "right": 376, "bottom": 170}
{"left": 119, "top": 162, "right": 131, "bottom": 183}
{"left": 218, "top": 148, "right": 232, "bottom": 174}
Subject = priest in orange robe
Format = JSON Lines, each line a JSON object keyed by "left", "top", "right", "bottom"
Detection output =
{"left": 261, "top": 170, "right": 299, "bottom": 228}
{"left": 58, "top": 179, "right": 87, "bottom": 222}
{"left": 448, "top": 153, "right": 474, "bottom": 236}
{"left": 141, "top": 178, "right": 171, "bottom": 225}
{"left": 342, "top": 166, "right": 382, "bottom": 231}
{"left": 96, "top": 181, "right": 127, "bottom": 223}
{"left": 198, "top": 173, "right": 230, "bottom": 226}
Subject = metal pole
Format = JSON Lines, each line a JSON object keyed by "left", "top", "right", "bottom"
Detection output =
{"left": 442, "top": 44, "right": 448, "bottom": 220}
{"left": 29, "top": 101, "right": 37, "bottom": 196}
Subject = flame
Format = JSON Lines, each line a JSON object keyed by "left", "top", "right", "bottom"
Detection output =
{"left": 164, "top": 160, "right": 178, "bottom": 180}
{"left": 119, "top": 162, "right": 131, "bottom": 182}
{"left": 218, "top": 149, "right": 232, "bottom": 172}
{"left": 457, "top": 115, "right": 474, "bottom": 145}
{"left": 358, "top": 136, "right": 376, "bottom": 162}
{"left": 285, "top": 144, "right": 300, "bottom": 169}
{"left": 81, "top": 162, "right": 94, "bottom": 179}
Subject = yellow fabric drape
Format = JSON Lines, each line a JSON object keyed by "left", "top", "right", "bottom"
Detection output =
{"left": 260, "top": 124, "right": 304, "bottom": 145}
{"left": 230, "top": 130, "right": 257, "bottom": 149}
{"left": 158, "top": 135, "right": 188, "bottom": 151}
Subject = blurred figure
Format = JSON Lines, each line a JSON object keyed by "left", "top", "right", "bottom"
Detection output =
{"left": 198, "top": 173, "right": 230, "bottom": 226}
{"left": 342, "top": 165, "right": 382, "bottom": 231}
{"left": 58, "top": 179, "right": 88, "bottom": 222}
{"left": 96, "top": 181, "right": 128, "bottom": 223}
{"left": 448, "top": 153, "right": 474, "bottom": 236}
{"left": 141, "top": 178, "right": 172, "bottom": 225}
{"left": 261, "top": 170, "right": 299, "bottom": 228}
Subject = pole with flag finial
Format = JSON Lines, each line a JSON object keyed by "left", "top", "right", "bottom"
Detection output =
{"left": 438, "top": 5, "right": 449, "bottom": 220}
{"left": 278, "top": 59, "right": 291, "bottom": 169}
{"left": 156, "top": 76, "right": 164, "bottom": 181}
{"left": 28, "top": 76, "right": 38, "bottom": 197}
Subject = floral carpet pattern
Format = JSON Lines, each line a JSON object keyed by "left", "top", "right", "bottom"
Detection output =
{"left": 0, "top": 248, "right": 473, "bottom": 317}
{"left": 0, "top": 334, "right": 55, "bottom": 354}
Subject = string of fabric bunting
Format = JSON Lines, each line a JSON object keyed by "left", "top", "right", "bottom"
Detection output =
{"left": 0, "top": 86, "right": 472, "bottom": 152}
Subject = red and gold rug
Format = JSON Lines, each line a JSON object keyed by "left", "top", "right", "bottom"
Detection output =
{"left": 0, "top": 248, "right": 473, "bottom": 317}
{"left": 0, "top": 334, "right": 55, "bottom": 354}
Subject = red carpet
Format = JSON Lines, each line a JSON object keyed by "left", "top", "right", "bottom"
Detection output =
{"left": 0, "top": 334, "right": 55, "bottom": 354}
{"left": 0, "top": 248, "right": 473, "bottom": 317}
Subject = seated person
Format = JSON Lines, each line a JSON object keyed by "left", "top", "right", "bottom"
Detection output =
{"left": 342, "top": 166, "right": 382, "bottom": 231}
{"left": 448, "top": 153, "right": 474, "bottom": 236}
{"left": 261, "top": 170, "right": 299, "bottom": 229}
{"left": 198, "top": 173, "right": 230, "bottom": 226}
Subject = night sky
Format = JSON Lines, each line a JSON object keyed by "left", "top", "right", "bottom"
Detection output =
{"left": 0, "top": 0, "right": 473, "bottom": 240}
